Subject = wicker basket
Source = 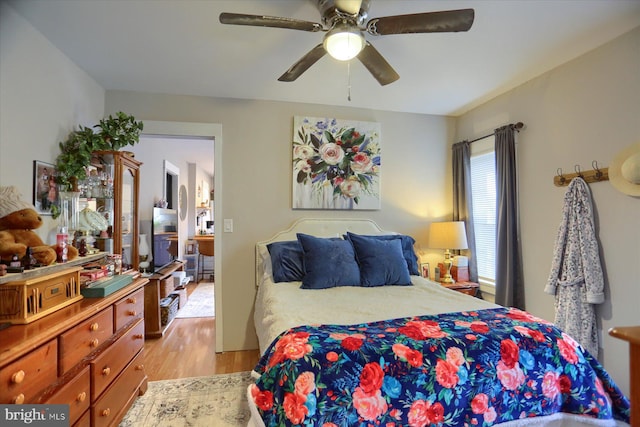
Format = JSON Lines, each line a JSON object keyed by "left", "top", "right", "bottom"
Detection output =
{"left": 160, "top": 294, "right": 179, "bottom": 326}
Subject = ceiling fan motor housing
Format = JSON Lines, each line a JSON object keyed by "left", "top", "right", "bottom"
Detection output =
{"left": 318, "top": 0, "right": 370, "bottom": 27}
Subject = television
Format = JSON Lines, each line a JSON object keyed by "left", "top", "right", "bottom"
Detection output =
{"left": 152, "top": 207, "right": 178, "bottom": 269}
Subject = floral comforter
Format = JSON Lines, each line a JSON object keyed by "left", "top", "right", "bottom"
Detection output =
{"left": 250, "top": 307, "right": 629, "bottom": 426}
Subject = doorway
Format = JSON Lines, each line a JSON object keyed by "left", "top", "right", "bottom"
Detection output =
{"left": 163, "top": 160, "right": 179, "bottom": 209}
{"left": 140, "top": 121, "right": 224, "bottom": 351}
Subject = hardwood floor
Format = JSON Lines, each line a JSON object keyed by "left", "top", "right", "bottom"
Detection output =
{"left": 142, "top": 281, "right": 260, "bottom": 381}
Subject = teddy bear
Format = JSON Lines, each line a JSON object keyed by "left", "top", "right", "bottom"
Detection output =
{"left": 0, "top": 186, "right": 78, "bottom": 266}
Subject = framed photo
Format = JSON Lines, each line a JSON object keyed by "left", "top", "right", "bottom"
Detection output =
{"left": 420, "top": 262, "right": 430, "bottom": 280}
{"left": 185, "top": 240, "right": 197, "bottom": 255}
{"left": 33, "top": 160, "right": 59, "bottom": 216}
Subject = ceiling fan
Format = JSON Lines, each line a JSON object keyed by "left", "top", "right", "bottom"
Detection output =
{"left": 219, "top": 0, "right": 474, "bottom": 86}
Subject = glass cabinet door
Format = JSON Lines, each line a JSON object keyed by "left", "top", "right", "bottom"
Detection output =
{"left": 115, "top": 153, "right": 141, "bottom": 271}
{"left": 86, "top": 150, "right": 141, "bottom": 272}
{"left": 119, "top": 165, "right": 137, "bottom": 269}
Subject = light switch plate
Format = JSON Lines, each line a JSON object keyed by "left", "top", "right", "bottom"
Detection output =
{"left": 223, "top": 219, "right": 233, "bottom": 233}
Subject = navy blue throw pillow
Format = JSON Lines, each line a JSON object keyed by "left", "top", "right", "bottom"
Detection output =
{"left": 296, "top": 233, "right": 360, "bottom": 289}
{"left": 345, "top": 232, "right": 420, "bottom": 276}
{"left": 267, "top": 240, "right": 305, "bottom": 283}
{"left": 347, "top": 233, "right": 412, "bottom": 287}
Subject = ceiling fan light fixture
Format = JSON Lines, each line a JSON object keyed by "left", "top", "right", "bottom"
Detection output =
{"left": 323, "top": 26, "right": 365, "bottom": 61}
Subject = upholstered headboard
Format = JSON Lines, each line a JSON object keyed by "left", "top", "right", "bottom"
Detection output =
{"left": 255, "top": 218, "right": 394, "bottom": 286}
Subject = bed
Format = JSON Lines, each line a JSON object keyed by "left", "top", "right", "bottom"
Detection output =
{"left": 248, "top": 218, "right": 630, "bottom": 427}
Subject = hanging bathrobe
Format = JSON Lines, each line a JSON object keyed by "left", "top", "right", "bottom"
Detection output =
{"left": 545, "top": 177, "right": 604, "bottom": 356}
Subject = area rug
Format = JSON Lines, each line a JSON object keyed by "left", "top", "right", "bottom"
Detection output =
{"left": 119, "top": 371, "right": 253, "bottom": 427}
{"left": 176, "top": 282, "right": 214, "bottom": 318}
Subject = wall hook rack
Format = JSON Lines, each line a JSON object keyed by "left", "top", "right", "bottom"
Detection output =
{"left": 554, "top": 161, "right": 609, "bottom": 187}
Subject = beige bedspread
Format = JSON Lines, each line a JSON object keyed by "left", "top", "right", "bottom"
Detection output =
{"left": 254, "top": 274, "right": 497, "bottom": 354}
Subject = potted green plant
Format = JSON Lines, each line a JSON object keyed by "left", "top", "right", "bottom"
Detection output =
{"left": 55, "top": 112, "right": 143, "bottom": 189}
{"left": 53, "top": 112, "right": 143, "bottom": 217}
{"left": 96, "top": 112, "right": 144, "bottom": 151}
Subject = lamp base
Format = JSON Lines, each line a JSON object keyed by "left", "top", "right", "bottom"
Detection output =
{"left": 139, "top": 260, "right": 150, "bottom": 274}
{"left": 442, "top": 252, "right": 454, "bottom": 283}
{"left": 441, "top": 274, "right": 455, "bottom": 284}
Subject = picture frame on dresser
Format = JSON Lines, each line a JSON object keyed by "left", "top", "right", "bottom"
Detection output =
{"left": 32, "top": 160, "right": 59, "bottom": 216}
{"left": 420, "top": 262, "right": 430, "bottom": 279}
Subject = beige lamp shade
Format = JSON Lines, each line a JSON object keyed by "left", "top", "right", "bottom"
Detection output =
{"left": 428, "top": 221, "right": 468, "bottom": 250}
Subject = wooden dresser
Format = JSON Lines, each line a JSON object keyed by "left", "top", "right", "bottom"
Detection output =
{"left": 0, "top": 271, "right": 148, "bottom": 427}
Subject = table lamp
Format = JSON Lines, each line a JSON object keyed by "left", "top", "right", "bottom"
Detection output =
{"left": 428, "top": 221, "right": 468, "bottom": 284}
{"left": 139, "top": 233, "right": 152, "bottom": 274}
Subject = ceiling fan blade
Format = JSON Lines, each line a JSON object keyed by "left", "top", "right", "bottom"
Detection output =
{"left": 357, "top": 42, "right": 399, "bottom": 86}
{"left": 219, "top": 13, "right": 323, "bottom": 32}
{"left": 366, "top": 8, "right": 474, "bottom": 35}
{"left": 278, "top": 44, "right": 327, "bottom": 82}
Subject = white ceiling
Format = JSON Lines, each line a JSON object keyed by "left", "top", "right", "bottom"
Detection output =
{"left": 11, "top": 0, "right": 637, "bottom": 178}
{"left": 8, "top": 0, "right": 640, "bottom": 116}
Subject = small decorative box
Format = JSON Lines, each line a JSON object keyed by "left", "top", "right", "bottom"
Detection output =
{"left": 80, "top": 274, "right": 133, "bottom": 298}
{"left": 80, "top": 268, "right": 107, "bottom": 281}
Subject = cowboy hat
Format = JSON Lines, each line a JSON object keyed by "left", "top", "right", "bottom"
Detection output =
{"left": 609, "top": 143, "right": 640, "bottom": 197}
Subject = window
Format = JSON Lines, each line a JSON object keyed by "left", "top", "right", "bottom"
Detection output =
{"left": 470, "top": 137, "right": 496, "bottom": 284}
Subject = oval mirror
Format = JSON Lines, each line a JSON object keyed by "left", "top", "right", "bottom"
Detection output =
{"left": 179, "top": 185, "right": 188, "bottom": 221}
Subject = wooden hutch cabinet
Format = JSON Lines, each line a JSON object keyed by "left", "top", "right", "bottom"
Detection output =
{"left": 0, "top": 150, "right": 146, "bottom": 426}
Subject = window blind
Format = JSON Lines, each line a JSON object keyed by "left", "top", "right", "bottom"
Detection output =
{"left": 470, "top": 140, "right": 496, "bottom": 282}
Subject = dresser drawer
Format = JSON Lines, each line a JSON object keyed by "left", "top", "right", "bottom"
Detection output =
{"left": 0, "top": 339, "right": 58, "bottom": 404}
{"left": 91, "top": 318, "right": 144, "bottom": 401}
{"left": 44, "top": 366, "right": 90, "bottom": 425}
{"left": 59, "top": 306, "right": 114, "bottom": 375}
{"left": 114, "top": 288, "right": 144, "bottom": 330}
{"left": 73, "top": 410, "right": 90, "bottom": 427}
{"left": 92, "top": 350, "right": 146, "bottom": 427}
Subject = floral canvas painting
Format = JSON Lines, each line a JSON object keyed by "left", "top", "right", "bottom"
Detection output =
{"left": 292, "top": 116, "right": 381, "bottom": 210}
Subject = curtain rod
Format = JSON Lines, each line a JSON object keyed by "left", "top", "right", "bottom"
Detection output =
{"left": 467, "top": 122, "right": 525, "bottom": 144}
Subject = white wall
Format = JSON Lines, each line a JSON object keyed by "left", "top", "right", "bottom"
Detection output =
{"left": 104, "top": 91, "right": 455, "bottom": 352}
{"left": 456, "top": 26, "right": 640, "bottom": 396}
{"left": 0, "top": 2, "right": 105, "bottom": 243}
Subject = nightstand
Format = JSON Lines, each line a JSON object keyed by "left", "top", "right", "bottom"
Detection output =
{"left": 440, "top": 281, "right": 479, "bottom": 297}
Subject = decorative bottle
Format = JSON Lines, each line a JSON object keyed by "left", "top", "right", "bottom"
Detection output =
{"left": 21, "top": 247, "right": 37, "bottom": 270}
{"left": 78, "top": 238, "right": 87, "bottom": 257}
{"left": 56, "top": 226, "right": 68, "bottom": 263}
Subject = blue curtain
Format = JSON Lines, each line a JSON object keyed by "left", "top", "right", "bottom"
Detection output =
{"left": 452, "top": 141, "right": 478, "bottom": 283}
{"left": 495, "top": 125, "right": 525, "bottom": 309}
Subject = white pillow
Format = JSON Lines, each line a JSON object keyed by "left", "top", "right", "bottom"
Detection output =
{"left": 257, "top": 244, "right": 273, "bottom": 285}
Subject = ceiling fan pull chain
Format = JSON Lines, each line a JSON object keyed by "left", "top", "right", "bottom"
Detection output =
{"left": 347, "top": 61, "right": 352, "bottom": 102}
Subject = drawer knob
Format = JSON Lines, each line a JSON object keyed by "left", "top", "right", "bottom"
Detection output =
{"left": 135, "top": 364, "right": 144, "bottom": 371}
{"left": 128, "top": 310, "right": 137, "bottom": 316}
{"left": 134, "top": 334, "right": 144, "bottom": 340}
{"left": 12, "top": 393, "right": 25, "bottom": 404}
{"left": 77, "top": 392, "right": 86, "bottom": 402}
{"left": 11, "top": 370, "right": 25, "bottom": 384}
{"left": 90, "top": 322, "right": 99, "bottom": 331}
{"left": 127, "top": 297, "right": 137, "bottom": 304}
{"left": 101, "top": 408, "right": 111, "bottom": 417}
{"left": 102, "top": 367, "right": 111, "bottom": 376}
{"left": 90, "top": 338, "right": 99, "bottom": 347}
